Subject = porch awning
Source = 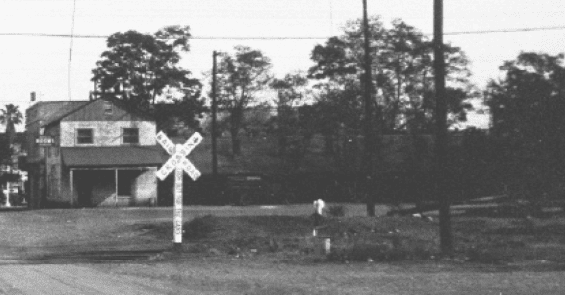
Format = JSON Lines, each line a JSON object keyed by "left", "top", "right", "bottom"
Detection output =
{"left": 61, "top": 146, "right": 164, "bottom": 168}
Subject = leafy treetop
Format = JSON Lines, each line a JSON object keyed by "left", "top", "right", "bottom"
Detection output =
{"left": 92, "top": 25, "right": 205, "bottom": 131}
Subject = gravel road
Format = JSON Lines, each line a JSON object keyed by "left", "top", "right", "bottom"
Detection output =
{"left": 0, "top": 264, "right": 171, "bottom": 295}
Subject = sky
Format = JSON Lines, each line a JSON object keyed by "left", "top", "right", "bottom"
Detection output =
{"left": 1, "top": 0, "right": 564, "bottom": 130}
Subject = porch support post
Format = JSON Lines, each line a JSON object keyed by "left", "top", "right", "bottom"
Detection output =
{"left": 115, "top": 169, "right": 118, "bottom": 206}
{"left": 70, "top": 169, "right": 74, "bottom": 208}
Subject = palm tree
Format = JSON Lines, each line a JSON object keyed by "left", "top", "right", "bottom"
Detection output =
{"left": 0, "top": 104, "right": 23, "bottom": 150}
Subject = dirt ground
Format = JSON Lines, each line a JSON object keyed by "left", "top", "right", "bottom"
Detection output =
{"left": 0, "top": 204, "right": 374, "bottom": 259}
{"left": 0, "top": 264, "right": 170, "bottom": 295}
{"left": 91, "top": 258, "right": 565, "bottom": 295}
{"left": 1, "top": 258, "right": 563, "bottom": 295}
{"left": 0, "top": 204, "right": 564, "bottom": 294}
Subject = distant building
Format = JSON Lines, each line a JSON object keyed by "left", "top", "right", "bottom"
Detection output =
{"left": 25, "top": 98, "right": 163, "bottom": 208}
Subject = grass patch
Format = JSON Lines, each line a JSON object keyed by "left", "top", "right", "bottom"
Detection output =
{"left": 453, "top": 217, "right": 565, "bottom": 263}
{"left": 183, "top": 214, "right": 217, "bottom": 239}
{"left": 12, "top": 206, "right": 562, "bottom": 266}
{"left": 173, "top": 215, "right": 440, "bottom": 261}
{"left": 157, "top": 215, "right": 565, "bottom": 264}
{"left": 327, "top": 205, "right": 346, "bottom": 217}
{"left": 322, "top": 216, "right": 438, "bottom": 262}
{"left": 14, "top": 207, "right": 556, "bottom": 266}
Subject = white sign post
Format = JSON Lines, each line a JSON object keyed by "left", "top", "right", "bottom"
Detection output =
{"left": 156, "top": 131, "right": 202, "bottom": 250}
{"left": 2, "top": 183, "right": 10, "bottom": 207}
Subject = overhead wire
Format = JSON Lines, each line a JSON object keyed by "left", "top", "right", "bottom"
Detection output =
{"left": 0, "top": 25, "right": 564, "bottom": 40}
{"left": 68, "top": 0, "right": 77, "bottom": 101}
{"left": 328, "top": 0, "right": 334, "bottom": 36}
{"left": 445, "top": 26, "right": 565, "bottom": 36}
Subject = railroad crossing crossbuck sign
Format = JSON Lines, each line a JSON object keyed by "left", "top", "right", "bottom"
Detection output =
{"left": 156, "top": 131, "right": 203, "bottom": 246}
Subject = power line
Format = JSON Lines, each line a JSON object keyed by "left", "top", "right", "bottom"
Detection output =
{"left": 0, "top": 26, "right": 564, "bottom": 40}
{"left": 0, "top": 100, "right": 34, "bottom": 104}
{"left": 0, "top": 33, "right": 327, "bottom": 40}
{"left": 68, "top": 0, "right": 77, "bottom": 101}
{"left": 446, "top": 26, "right": 565, "bottom": 35}
{"left": 0, "top": 33, "right": 107, "bottom": 38}
{"left": 328, "top": 0, "right": 334, "bottom": 36}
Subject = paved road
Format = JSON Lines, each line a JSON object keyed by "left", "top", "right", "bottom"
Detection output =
{"left": 0, "top": 264, "right": 171, "bottom": 295}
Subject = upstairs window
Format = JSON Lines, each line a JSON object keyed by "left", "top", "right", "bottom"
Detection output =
{"left": 122, "top": 128, "right": 139, "bottom": 144}
{"left": 76, "top": 128, "right": 93, "bottom": 144}
{"left": 104, "top": 101, "right": 113, "bottom": 115}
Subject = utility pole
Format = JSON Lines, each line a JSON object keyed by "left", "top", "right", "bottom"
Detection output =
{"left": 211, "top": 51, "right": 218, "bottom": 177}
{"left": 433, "top": 0, "right": 453, "bottom": 255}
{"left": 362, "top": 0, "right": 375, "bottom": 217}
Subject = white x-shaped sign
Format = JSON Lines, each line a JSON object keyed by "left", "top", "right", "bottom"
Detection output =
{"left": 156, "top": 131, "right": 203, "bottom": 181}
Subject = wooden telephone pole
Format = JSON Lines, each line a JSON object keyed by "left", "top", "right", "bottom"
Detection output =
{"left": 362, "top": 0, "right": 375, "bottom": 217}
{"left": 211, "top": 51, "right": 218, "bottom": 176}
{"left": 433, "top": 0, "right": 453, "bottom": 255}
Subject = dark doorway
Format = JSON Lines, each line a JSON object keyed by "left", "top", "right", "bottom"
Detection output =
{"left": 76, "top": 171, "right": 94, "bottom": 207}
{"left": 117, "top": 170, "right": 138, "bottom": 197}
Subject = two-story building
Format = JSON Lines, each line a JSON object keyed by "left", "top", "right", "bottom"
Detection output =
{"left": 26, "top": 98, "right": 163, "bottom": 208}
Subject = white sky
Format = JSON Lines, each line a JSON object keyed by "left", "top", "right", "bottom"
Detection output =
{"left": 1, "top": 0, "right": 564, "bottom": 129}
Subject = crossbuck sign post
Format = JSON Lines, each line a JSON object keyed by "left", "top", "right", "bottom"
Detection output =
{"left": 156, "top": 131, "right": 203, "bottom": 249}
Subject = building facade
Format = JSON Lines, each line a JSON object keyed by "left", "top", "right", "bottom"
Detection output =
{"left": 26, "top": 98, "right": 163, "bottom": 208}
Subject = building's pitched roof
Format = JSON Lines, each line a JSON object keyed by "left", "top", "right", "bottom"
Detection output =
{"left": 41, "top": 101, "right": 93, "bottom": 127}
{"left": 25, "top": 101, "right": 88, "bottom": 127}
{"left": 41, "top": 97, "right": 154, "bottom": 128}
{"left": 28, "top": 101, "right": 88, "bottom": 112}
{"left": 61, "top": 146, "right": 164, "bottom": 168}
{"left": 98, "top": 96, "right": 154, "bottom": 121}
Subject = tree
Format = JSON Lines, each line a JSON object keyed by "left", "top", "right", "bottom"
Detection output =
{"left": 310, "top": 83, "right": 364, "bottom": 156}
{"left": 309, "top": 16, "right": 474, "bottom": 220}
{"left": 0, "top": 104, "right": 23, "bottom": 160}
{"left": 309, "top": 17, "right": 473, "bottom": 134}
{"left": 486, "top": 52, "right": 565, "bottom": 203}
{"left": 92, "top": 25, "right": 205, "bottom": 132}
{"left": 270, "top": 72, "right": 308, "bottom": 155}
{"left": 214, "top": 46, "right": 272, "bottom": 155}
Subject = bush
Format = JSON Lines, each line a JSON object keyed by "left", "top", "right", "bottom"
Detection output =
{"left": 183, "top": 215, "right": 217, "bottom": 239}
{"left": 327, "top": 205, "right": 346, "bottom": 217}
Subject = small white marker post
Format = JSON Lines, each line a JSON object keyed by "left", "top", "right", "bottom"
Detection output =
{"left": 2, "top": 183, "right": 10, "bottom": 207}
{"left": 156, "top": 131, "right": 202, "bottom": 251}
{"left": 312, "top": 199, "right": 325, "bottom": 236}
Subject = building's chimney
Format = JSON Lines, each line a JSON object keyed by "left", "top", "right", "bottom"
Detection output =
{"left": 30, "top": 92, "right": 36, "bottom": 101}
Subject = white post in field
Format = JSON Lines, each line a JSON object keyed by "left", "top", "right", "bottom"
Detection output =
{"left": 4, "top": 182, "right": 11, "bottom": 207}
